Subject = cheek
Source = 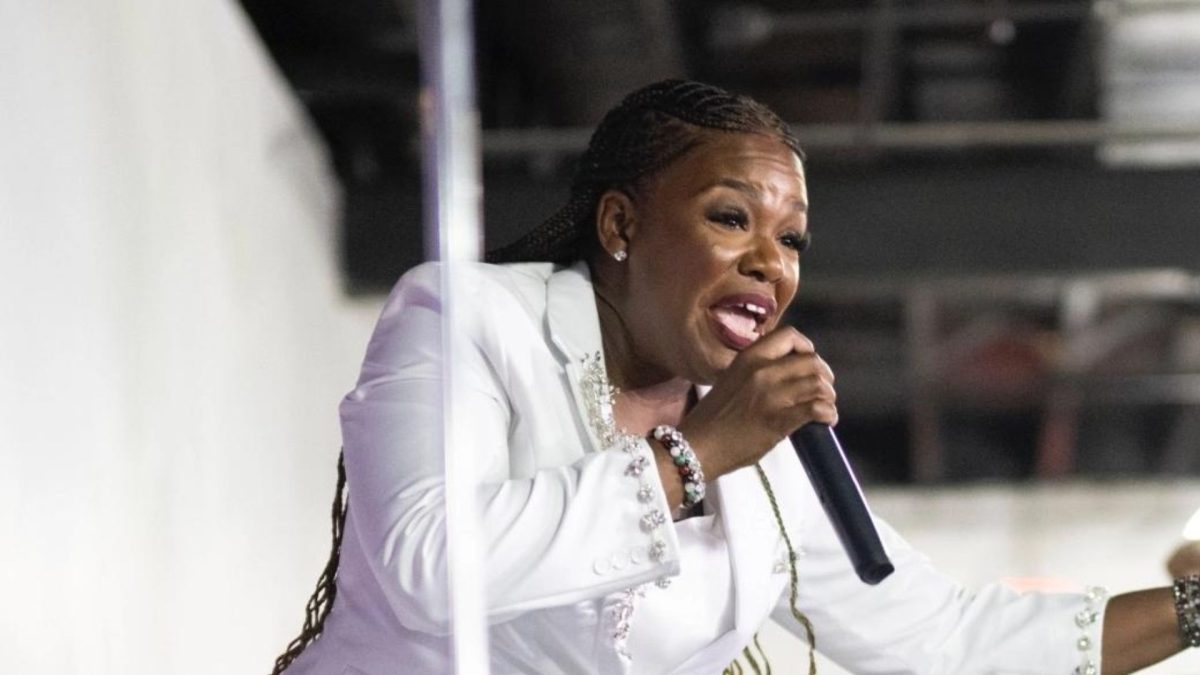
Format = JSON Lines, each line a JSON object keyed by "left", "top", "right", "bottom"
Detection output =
{"left": 706, "top": 239, "right": 742, "bottom": 264}
{"left": 775, "top": 263, "right": 801, "bottom": 312}
{"left": 679, "top": 245, "right": 734, "bottom": 302}
{"left": 647, "top": 236, "right": 722, "bottom": 294}
{"left": 785, "top": 263, "right": 801, "bottom": 297}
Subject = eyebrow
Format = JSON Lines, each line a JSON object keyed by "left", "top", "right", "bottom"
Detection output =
{"left": 711, "top": 178, "right": 808, "bottom": 213}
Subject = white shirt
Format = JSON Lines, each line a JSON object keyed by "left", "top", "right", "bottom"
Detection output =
{"left": 288, "top": 261, "right": 1108, "bottom": 675}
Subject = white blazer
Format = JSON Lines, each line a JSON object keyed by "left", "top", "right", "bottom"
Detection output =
{"left": 288, "top": 261, "right": 1105, "bottom": 675}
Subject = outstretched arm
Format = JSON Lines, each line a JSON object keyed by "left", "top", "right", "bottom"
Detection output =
{"left": 1103, "top": 541, "right": 1200, "bottom": 674}
{"left": 1101, "top": 588, "right": 1181, "bottom": 675}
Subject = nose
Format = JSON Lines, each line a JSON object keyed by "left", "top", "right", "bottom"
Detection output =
{"left": 737, "top": 233, "right": 785, "bottom": 284}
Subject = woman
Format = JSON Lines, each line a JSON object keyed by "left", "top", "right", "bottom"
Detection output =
{"left": 273, "top": 79, "right": 1197, "bottom": 674}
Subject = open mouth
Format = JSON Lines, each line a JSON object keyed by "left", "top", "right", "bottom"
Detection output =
{"left": 708, "top": 294, "right": 777, "bottom": 350}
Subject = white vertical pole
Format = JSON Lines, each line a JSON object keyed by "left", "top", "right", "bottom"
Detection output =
{"left": 415, "top": 0, "right": 490, "bottom": 672}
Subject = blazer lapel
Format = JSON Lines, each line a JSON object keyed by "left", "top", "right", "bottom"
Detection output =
{"left": 667, "top": 448, "right": 792, "bottom": 674}
{"left": 698, "top": 382, "right": 789, "bottom": 636}
{"left": 714, "top": 461, "right": 786, "bottom": 635}
{"left": 544, "top": 261, "right": 609, "bottom": 454}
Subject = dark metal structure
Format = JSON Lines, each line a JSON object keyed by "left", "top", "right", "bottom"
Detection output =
{"left": 237, "top": 0, "right": 1200, "bottom": 484}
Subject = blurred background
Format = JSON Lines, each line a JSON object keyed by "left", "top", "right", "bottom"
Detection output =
{"left": 3, "top": 0, "right": 1200, "bottom": 672}
{"left": 238, "top": 0, "right": 1200, "bottom": 484}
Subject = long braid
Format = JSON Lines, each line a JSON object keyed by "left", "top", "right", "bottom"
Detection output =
{"left": 486, "top": 79, "right": 804, "bottom": 265}
{"left": 271, "top": 452, "right": 348, "bottom": 674}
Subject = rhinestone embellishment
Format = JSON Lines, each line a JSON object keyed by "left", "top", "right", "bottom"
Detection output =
{"left": 650, "top": 539, "right": 667, "bottom": 561}
{"left": 1072, "top": 585, "right": 1107, "bottom": 675}
{"left": 640, "top": 509, "right": 666, "bottom": 531}
{"left": 580, "top": 352, "right": 679, "bottom": 662}
{"left": 625, "top": 456, "right": 647, "bottom": 477}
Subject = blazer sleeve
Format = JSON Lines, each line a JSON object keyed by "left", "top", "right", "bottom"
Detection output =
{"left": 339, "top": 264, "right": 681, "bottom": 636}
{"left": 767, "top": 445, "right": 1108, "bottom": 674}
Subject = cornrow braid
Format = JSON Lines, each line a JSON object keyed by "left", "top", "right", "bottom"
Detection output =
{"left": 486, "top": 78, "right": 804, "bottom": 265}
{"left": 270, "top": 452, "right": 348, "bottom": 674}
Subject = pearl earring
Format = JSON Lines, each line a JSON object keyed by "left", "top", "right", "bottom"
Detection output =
{"left": 612, "top": 250, "right": 628, "bottom": 262}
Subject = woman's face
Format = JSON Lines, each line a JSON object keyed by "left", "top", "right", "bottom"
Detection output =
{"left": 608, "top": 132, "right": 809, "bottom": 385}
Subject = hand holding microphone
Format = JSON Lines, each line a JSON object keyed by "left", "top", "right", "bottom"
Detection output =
{"left": 678, "top": 326, "right": 893, "bottom": 584}
{"left": 678, "top": 327, "right": 838, "bottom": 476}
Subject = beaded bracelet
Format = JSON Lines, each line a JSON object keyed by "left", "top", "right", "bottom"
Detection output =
{"left": 651, "top": 425, "right": 706, "bottom": 511}
{"left": 1174, "top": 574, "right": 1200, "bottom": 648}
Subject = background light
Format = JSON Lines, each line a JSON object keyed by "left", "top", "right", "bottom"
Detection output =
{"left": 1183, "top": 507, "right": 1200, "bottom": 541}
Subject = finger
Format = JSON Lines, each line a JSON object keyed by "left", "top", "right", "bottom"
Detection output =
{"left": 760, "top": 352, "right": 834, "bottom": 385}
{"left": 779, "top": 398, "right": 839, "bottom": 434}
{"left": 809, "top": 400, "right": 839, "bottom": 427}
{"left": 816, "top": 355, "right": 835, "bottom": 384}
{"left": 761, "top": 374, "right": 835, "bottom": 422}
{"left": 741, "top": 325, "right": 815, "bottom": 363}
{"left": 781, "top": 373, "right": 837, "bottom": 407}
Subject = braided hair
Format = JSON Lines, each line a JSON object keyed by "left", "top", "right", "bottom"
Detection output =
{"left": 486, "top": 78, "right": 804, "bottom": 265}
{"left": 270, "top": 453, "right": 346, "bottom": 674}
{"left": 271, "top": 79, "right": 810, "bottom": 674}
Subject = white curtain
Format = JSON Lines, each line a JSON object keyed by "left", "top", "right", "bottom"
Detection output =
{"left": 0, "top": 1, "right": 381, "bottom": 672}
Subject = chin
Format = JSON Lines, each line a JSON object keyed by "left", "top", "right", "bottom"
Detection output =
{"left": 687, "top": 350, "right": 737, "bottom": 386}
{"left": 678, "top": 327, "right": 740, "bottom": 384}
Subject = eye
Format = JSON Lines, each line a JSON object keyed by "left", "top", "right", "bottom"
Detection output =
{"left": 781, "top": 230, "right": 811, "bottom": 253}
{"left": 707, "top": 207, "right": 748, "bottom": 230}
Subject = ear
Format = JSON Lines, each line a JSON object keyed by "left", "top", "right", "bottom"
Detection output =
{"left": 594, "top": 189, "right": 638, "bottom": 259}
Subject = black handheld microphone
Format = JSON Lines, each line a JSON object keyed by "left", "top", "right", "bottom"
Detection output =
{"left": 793, "top": 423, "right": 895, "bottom": 585}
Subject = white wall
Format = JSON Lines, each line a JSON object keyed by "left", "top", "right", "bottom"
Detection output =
{"left": 0, "top": 1, "right": 382, "bottom": 672}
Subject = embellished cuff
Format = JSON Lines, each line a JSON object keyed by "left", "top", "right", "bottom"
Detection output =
{"left": 579, "top": 352, "right": 682, "bottom": 662}
{"left": 606, "top": 436, "right": 680, "bottom": 661}
{"left": 616, "top": 435, "right": 679, "bottom": 585}
{"left": 1072, "top": 586, "right": 1108, "bottom": 675}
{"left": 580, "top": 352, "right": 680, "bottom": 585}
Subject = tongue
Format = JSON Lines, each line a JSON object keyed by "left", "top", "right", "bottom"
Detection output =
{"left": 712, "top": 307, "right": 758, "bottom": 342}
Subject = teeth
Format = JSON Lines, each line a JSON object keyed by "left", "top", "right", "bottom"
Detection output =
{"left": 737, "top": 302, "right": 767, "bottom": 316}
